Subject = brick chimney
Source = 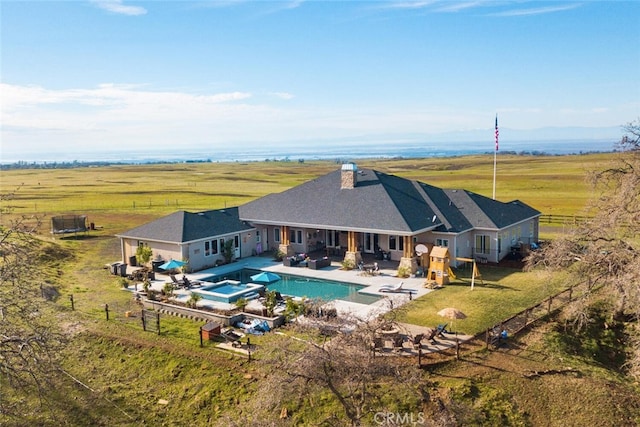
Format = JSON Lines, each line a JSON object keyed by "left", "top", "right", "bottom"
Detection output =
{"left": 341, "top": 163, "right": 358, "bottom": 189}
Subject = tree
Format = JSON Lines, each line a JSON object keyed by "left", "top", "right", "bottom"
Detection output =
{"left": 222, "top": 239, "right": 235, "bottom": 264}
{"left": 244, "top": 304, "right": 425, "bottom": 426}
{"left": 135, "top": 244, "right": 153, "bottom": 268}
{"left": 0, "top": 197, "right": 68, "bottom": 419}
{"left": 526, "top": 118, "right": 640, "bottom": 378}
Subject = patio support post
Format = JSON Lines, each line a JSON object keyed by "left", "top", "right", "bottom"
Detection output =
{"left": 279, "top": 226, "right": 294, "bottom": 256}
{"left": 398, "top": 236, "right": 418, "bottom": 274}
{"left": 344, "top": 231, "right": 362, "bottom": 266}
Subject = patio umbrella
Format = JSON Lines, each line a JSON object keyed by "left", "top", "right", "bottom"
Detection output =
{"left": 437, "top": 307, "right": 467, "bottom": 335}
{"left": 437, "top": 307, "right": 467, "bottom": 359}
{"left": 250, "top": 271, "right": 281, "bottom": 284}
{"left": 159, "top": 259, "right": 186, "bottom": 271}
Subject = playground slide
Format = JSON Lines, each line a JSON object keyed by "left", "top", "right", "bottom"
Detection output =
{"left": 447, "top": 267, "right": 456, "bottom": 279}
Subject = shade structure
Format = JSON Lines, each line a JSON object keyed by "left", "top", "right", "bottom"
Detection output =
{"left": 437, "top": 307, "right": 467, "bottom": 337}
{"left": 250, "top": 271, "right": 281, "bottom": 284}
{"left": 159, "top": 259, "right": 186, "bottom": 271}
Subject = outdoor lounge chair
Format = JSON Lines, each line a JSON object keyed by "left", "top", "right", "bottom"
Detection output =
{"left": 379, "top": 281, "right": 403, "bottom": 293}
{"left": 412, "top": 333, "right": 424, "bottom": 349}
{"left": 425, "top": 328, "right": 439, "bottom": 343}
{"left": 170, "top": 274, "right": 184, "bottom": 286}
{"left": 436, "top": 323, "right": 449, "bottom": 337}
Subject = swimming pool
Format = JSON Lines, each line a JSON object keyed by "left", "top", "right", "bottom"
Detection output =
{"left": 203, "top": 269, "right": 379, "bottom": 305}
{"left": 191, "top": 280, "right": 264, "bottom": 303}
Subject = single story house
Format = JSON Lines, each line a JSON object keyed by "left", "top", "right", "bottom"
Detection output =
{"left": 117, "top": 163, "right": 540, "bottom": 274}
{"left": 115, "top": 207, "right": 256, "bottom": 273}
{"left": 238, "top": 163, "right": 540, "bottom": 272}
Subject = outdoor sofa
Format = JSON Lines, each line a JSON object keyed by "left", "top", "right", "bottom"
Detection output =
{"left": 308, "top": 257, "right": 331, "bottom": 270}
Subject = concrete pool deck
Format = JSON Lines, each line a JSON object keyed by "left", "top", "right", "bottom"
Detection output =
{"left": 127, "top": 256, "right": 476, "bottom": 356}
{"left": 141, "top": 255, "right": 432, "bottom": 319}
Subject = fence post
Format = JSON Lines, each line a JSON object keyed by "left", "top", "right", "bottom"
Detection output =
{"left": 70, "top": 294, "right": 74, "bottom": 311}
{"left": 199, "top": 327, "right": 203, "bottom": 348}
{"left": 141, "top": 310, "right": 146, "bottom": 331}
{"left": 568, "top": 286, "right": 573, "bottom": 302}
{"left": 105, "top": 304, "right": 109, "bottom": 321}
{"left": 547, "top": 297, "right": 552, "bottom": 316}
{"left": 156, "top": 312, "right": 160, "bottom": 335}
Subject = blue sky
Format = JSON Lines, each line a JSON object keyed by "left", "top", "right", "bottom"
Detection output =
{"left": 1, "top": 1, "right": 639, "bottom": 161}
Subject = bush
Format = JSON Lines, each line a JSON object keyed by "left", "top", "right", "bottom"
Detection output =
{"left": 341, "top": 259, "right": 355, "bottom": 270}
{"left": 397, "top": 265, "right": 411, "bottom": 278}
{"left": 274, "top": 250, "right": 286, "bottom": 261}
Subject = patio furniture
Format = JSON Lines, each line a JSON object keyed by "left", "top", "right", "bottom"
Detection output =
{"left": 283, "top": 254, "right": 306, "bottom": 267}
{"left": 361, "top": 262, "right": 380, "bottom": 275}
{"left": 392, "top": 335, "right": 405, "bottom": 351}
{"left": 379, "top": 281, "right": 403, "bottom": 292}
{"left": 436, "top": 323, "right": 449, "bottom": 337}
{"left": 412, "top": 333, "right": 424, "bottom": 349}
{"left": 308, "top": 257, "right": 331, "bottom": 270}
{"left": 425, "top": 328, "right": 438, "bottom": 343}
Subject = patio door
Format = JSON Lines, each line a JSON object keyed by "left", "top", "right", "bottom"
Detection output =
{"left": 233, "top": 235, "right": 240, "bottom": 259}
{"left": 363, "top": 233, "right": 378, "bottom": 253}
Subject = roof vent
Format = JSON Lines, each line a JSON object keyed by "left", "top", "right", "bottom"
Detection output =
{"left": 341, "top": 163, "right": 358, "bottom": 189}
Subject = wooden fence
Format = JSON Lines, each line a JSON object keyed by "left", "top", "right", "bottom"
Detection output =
{"left": 480, "top": 279, "right": 595, "bottom": 349}
{"left": 538, "top": 214, "right": 592, "bottom": 225}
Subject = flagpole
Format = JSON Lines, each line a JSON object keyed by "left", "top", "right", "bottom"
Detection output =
{"left": 492, "top": 114, "right": 498, "bottom": 200}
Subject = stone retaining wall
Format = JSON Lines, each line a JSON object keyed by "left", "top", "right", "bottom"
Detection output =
{"left": 141, "top": 299, "right": 285, "bottom": 329}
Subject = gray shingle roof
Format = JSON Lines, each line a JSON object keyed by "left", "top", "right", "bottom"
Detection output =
{"left": 238, "top": 167, "right": 540, "bottom": 234}
{"left": 117, "top": 207, "right": 253, "bottom": 243}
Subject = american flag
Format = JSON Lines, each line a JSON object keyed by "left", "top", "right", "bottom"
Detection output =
{"left": 494, "top": 115, "right": 499, "bottom": 151}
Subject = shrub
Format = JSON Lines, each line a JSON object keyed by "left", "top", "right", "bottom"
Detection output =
{"left": 341, "top": 259, "right": 355, "bottom": 270}
{"left": 274, "top": 250, "right": 286, "bottom": 261}
{"left": 186, "top": 293, "right": 202, "bottom": 308}
{"left": 397, "top": 265, "right": 411, "bottom": 278}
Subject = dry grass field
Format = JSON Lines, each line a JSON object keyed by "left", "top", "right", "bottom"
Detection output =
{"left": 3, "top": 152, "right": 638, "bottom": 426}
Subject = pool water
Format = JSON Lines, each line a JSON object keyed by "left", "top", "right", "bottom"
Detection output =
{"left": 192, "top": 280, "right": 264, "bottom": 303}
{"left": 201, "top": 283, "right": 250, "bottom": 295}
{"left": 203, "top": 269, "right": 379, "bottom": 305}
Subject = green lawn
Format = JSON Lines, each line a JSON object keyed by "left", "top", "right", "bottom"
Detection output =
{"left": 399, "top": 267, "right": 569, "bottom": 334}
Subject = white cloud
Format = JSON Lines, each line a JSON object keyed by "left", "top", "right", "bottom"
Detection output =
{"left": 270, "top": 92, "right": 295, "bottom": 100}
{"left": 434, "top": 1, "right": 483, "bottom": 13}
{"left": 492, "top": 3, "right": 582, "bottom": 17}
{"left": 376, "top": 1, "right": 437, "bottom": 11}
{"left": 91, "top": 0, "right": 147, "bottom": 16}
{"left": 1, "top": 83, "right": 253, "bottom": 131}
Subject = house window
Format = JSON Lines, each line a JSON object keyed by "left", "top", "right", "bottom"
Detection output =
{"left": 389, "top": 235, "right": 397, "bottom": 251}
{"left": 204, "top": 240, "right": 218, "bottom": 257}
{"left": 436, "top": 238, "right": 449, "bottom": 247}
{"left": 234, "top": 235, "right": 240, "bottom": 248}
{"left": 256, "top": 230, "right": 261, "bottom": 243}
{"left": 475, "top": 235, "right": 491, "bottom": 255}
{"left": 399, "top": 237, "right": 404, "bottom": 251}
{"left": 289, "top": 229, "right": 303, "bottom": 244}
{"left": 274, "top": 228, "right": 281, "bottom": 243}
{"left": 219, "top": 238, "right": 225, "bottom": 253}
